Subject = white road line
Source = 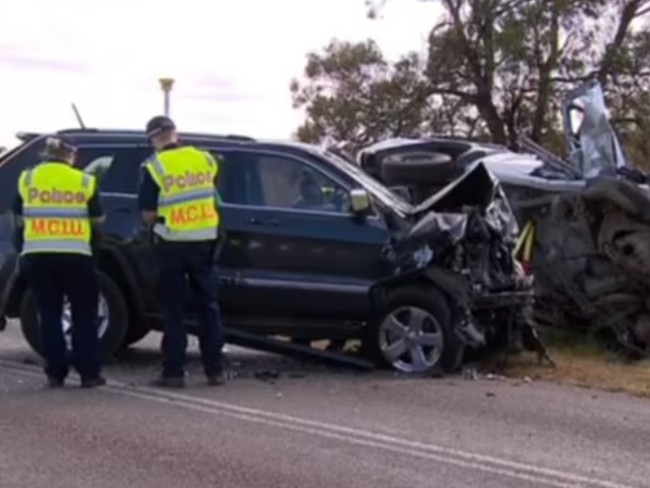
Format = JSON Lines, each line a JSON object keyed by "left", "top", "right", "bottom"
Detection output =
{"left": 0, "top": 360, "right": 641, "bottom": 488}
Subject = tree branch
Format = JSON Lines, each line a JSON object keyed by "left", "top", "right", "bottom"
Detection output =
{"left": 492, "top": 0, "right": 530, "bottom": 18}
{"left": 635, "top": 4, "right": 650, "bottom": 17}
{"left": 598, "top": 0, "right": 646, "bottom": 84}
{"left": 442, "top": 0, "right": 484, "bottom": 80}
{"left": 428, "top": 86, "right": 478, "bottom": 100}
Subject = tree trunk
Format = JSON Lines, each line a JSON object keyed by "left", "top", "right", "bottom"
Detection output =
{"left": 477, "top": 93, "right": 507, "bottom": 145}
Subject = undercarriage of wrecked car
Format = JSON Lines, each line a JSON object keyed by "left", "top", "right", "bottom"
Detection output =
{"left": 531, "top": 176, "right": 650, "bottom": 357}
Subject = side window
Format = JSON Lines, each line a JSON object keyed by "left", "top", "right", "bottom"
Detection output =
{"left": 239, "top": 152, "right": 350, "bottom": 213}
{"left": 200, "top": 148, "right": 232, "bottom": 203}
{"left": 78, "top": 146, "right": 150, "bottom": 194}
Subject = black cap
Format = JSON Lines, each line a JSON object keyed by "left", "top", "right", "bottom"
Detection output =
{"left": 41, "top": 136, "right": 76, "bottom": 159}
{"left": 145, "top": 115, "right": 176, "bottom": 138}
{"left": 44, "top": 136, "right": 75, "bottom": 152}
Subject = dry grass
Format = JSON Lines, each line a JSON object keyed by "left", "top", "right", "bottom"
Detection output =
{"left": 493, "top": 348, "right": 650, "bottom": 397}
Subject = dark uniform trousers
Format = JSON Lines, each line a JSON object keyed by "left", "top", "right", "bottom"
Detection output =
{"left": 155, "top": 239, "right": 224, "bottom": 378}
{"left": 22, "top": 254, "right": 100, "bottom": 380}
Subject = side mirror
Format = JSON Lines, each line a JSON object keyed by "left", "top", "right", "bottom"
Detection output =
{"left": 350, "top": 188, "right": 371, "bottom": 214}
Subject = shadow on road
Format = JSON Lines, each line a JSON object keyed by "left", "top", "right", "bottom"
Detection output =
{"left": 111, "top": 343, "right": 385, "bottom": 383}
{"left": 1, "top": 326, "right": 431, "bottom": 384}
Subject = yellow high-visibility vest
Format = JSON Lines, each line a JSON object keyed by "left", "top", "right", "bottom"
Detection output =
{"left": 144, "top": 146, "right": 219, "bottom": 242}
{"left": 18, "top": 162, "right": 95, "bottom": 256}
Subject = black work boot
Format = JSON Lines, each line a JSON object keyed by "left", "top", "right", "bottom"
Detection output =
{"left": 206, "top": 359, "right": 232, "bottom": 386}
{"left": 150, "top": 376, "right": 185, "bottom": 388}
{"left": 81, "top": 376, "right": 107, "bottom": 389}
{"left": 206, "top": 371, "right": 227, "bottom": 386}
{"left": 45, "top": 376, "right": 65, "bottom": 389}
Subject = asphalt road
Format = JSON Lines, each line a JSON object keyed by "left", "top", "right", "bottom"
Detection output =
{"left": 1, "top": 322, "right": 649, "bottom": 488}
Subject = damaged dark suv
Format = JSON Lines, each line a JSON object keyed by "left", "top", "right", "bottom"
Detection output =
{"left": 0, "top": 128, "right": 540, "bottom": 374}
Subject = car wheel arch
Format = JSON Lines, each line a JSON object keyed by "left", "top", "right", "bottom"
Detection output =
{"left": 369, "top": 266, "right": 470, "bottom": 311}
{"left": 364, "top": 280, "right": 465, "bottom": 374}
{"left": 96, "top": 245, "right": 146, "bottom": 320}
{"left": 3, "top": 247, "right": 145, "bottom": 321}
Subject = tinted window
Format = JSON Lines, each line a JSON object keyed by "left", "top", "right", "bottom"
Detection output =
{"left": 196, "top": 148, "right": 231, "bottom": 203}
{"left": 80, "top": 146, "right": 150, "bottom": 194}
{"left": 233, "top": 151, "right": 350, "bottom": 213}
{"left": 0, "top": 138, "right": 45, "bottom": 212}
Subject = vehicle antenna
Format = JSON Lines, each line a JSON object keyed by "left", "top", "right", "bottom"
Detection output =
{"left": 71, "top": 103, "right": 86, "bottom": 129}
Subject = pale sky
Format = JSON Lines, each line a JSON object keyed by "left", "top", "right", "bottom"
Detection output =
{"left": 0, "top": 0, "right": 441, "bottom": 148}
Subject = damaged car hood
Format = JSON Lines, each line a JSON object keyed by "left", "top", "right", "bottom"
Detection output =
{"left": 411, "top": 160, "right": 519, "bottom": 242}
{"left": 390, "top": 161, "right": 520, "bottom": 261}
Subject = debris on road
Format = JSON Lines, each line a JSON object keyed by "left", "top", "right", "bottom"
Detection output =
{"left": 254, "top": 370, "right": 281, "bottom": 383}
{"left": 462, "top": 367, "right": 479, "bottom": 380}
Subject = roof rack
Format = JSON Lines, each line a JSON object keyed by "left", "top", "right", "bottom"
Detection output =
{"left": 56, "top": 128, "right": 255, "bottom": 142}
{"left": 15, "top": 132, "right": 42, "bottom": 142}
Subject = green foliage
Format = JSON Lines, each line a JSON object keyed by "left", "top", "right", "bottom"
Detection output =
{"left": 290, "top": 39, "right": 434, "bottom": 146}
{"left": 293, "top": 0, "right": 650, "bottom": 166}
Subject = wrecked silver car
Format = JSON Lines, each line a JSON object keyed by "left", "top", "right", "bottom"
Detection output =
{"left": 523, "top": 82, "right": 650, "bottom": 357}
{"left": 532, "top": 176, "right": 650, "bottom": 356}
{"left": 352, "top": 79, "right": 649, "bottom": 357}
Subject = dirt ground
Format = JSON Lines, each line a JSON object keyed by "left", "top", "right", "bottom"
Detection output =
{"left": 493, "top": 349, "right": 650, "bottom": 397}
{"left": 317, "top": 337, "right": 650, "bottom": 397}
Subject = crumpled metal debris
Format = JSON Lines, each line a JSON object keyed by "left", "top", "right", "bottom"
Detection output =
{"left": 380, "top": 161, "right": 545, "bottom": 367}
{"left": 533, "top": 176, "right": 650, "bottom": 356}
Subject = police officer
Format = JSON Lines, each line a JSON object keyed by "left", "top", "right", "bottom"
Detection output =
{"left": 139, "top": 115, "right": 226, "bottom": 388}
{"left": 12, "top": 137, "right": 106, "bottom": 388}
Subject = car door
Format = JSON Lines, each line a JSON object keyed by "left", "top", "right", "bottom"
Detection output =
{"left": 81, "top": 143, "right": 243, "bottom": 319}
{"left": 77, "top": 144, "right": 159, "bottom": 305}
{"left": 222, "top": 148, "right": 391, "bottom": 320}
{"left": 184, "top": 145, "right": 243, "bottom": 318}
{"left": 0, "top": 136, "right": 46, "bottom": 320}
{"left": 78, "top": 143, "right": 150, "bottom": 239}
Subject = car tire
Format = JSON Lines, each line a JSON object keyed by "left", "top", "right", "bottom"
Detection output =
{"left": 20, "top": 271, "right": 129, "bottom": 359}
{"left": 364, "top": 286, "right": 463, "bottom": 375}
{"left": 380, "top": 151, "right": 457, "bottom": 187}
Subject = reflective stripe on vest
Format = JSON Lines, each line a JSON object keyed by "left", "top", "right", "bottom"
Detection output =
{"left": 22, "top": 239, "right": 92, "bottom": 254}
{"left": 152, "top": 225, "right": 218, "bottom": 241}
{"left": 158, "top": 188, "right": 216, "bottom": 207}
{"left": 19, "top": 163, "right": 94, "bottom": 256}
{"left": 144, "top": 147, "right": 219, "bottom": 242}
